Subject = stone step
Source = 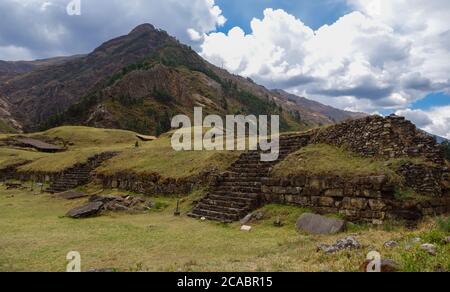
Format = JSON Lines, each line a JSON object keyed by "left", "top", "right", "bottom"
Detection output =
{"left": 201, "top": 197, "right": 248, "bottom": 209}
{"left": 207, "top": 194, "right": 258, "bottom": 205}
{"left": 212, "top": 191, "right": 261, "bottom": 200}
{"left": 215, "top": 186, "right": 261, "bottom": 193}
{"left": 189, "top": 208, "right": 241, "bottom": 222}
{"left": 228, "top": 168, "right": 271, "bottom": 174}
{"left": 219, "top": 178, "right": 264, "bottom": 184}
{"left": 196, "top": 202, "right": 248, "bottom": 215}
{"left": 219, "top": 181, "right": 262, "bottom": 187}
{"left": 224, "top": 173, "right": 265, "bottom": 178}
{"left": 187, "top": 212, "right": 233, "bottom": 224}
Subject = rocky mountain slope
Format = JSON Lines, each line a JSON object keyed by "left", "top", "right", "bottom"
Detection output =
{"left": 273, "top": 89, "right": 366, "bottom": 124}
{"left": 0, "top": 24, "right": 364, "bottom": 135}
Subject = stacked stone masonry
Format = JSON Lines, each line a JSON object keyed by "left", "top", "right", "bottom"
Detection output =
{"left": 313, "top": 115, "right": 444, "bottom": 164}
{"left": 261, "top": 175, "right": 449, "bottom": 223}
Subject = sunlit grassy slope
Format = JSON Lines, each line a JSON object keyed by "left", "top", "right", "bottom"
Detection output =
{"left": 272, "top": 144, "right": 426, "bottom": 183}
{"left": 0, "top": 126, "right": 241, "bottom": 178}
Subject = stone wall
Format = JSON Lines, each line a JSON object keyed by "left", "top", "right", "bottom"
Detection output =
{"left": 96, "top": 170, "right": 215, "bottom": 196}
{"left": 398, "top": 163, "right": 448, "bottom": 197}
{"left": 312, "top": 115, "right": 444, "bottom": 164}
{"left": 261, "top": 175, "right": 449, "bottom": 223}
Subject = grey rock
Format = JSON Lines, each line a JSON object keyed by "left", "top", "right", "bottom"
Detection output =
{"left": 335, "top": 236, "right": 361, "bottom": 250}
{"left": 87, "top": 268, "right": 114, "bottom": 273}
{"left": 317, "top": 236, "right": 361, "bottom": 254}
{"left": 296, "top": 213, "right": 346, "bottom": 235}
{"left": 384, "top": 241, "right": 399, "bottom": 248}
{"left": 420, "top": 244, "right": 437, "bottom": 256}
{"left": 240, "top": 214, "right": 253, "bottom": 225}
{"left": 362, "top": 259, "right": 400, "bottom": 273}
{"left": 411, "top": 237, "right": 422, "bottom": 243}
{"left": 444, "top": 236, "right": 450, "bottom": 245}
{"left": 89, "top": 195, "right": 124, "bottom": 204}
{"left": 66, "top": 202, "right": 104, "bottom": 218}
{"left": 253, "top": 211, "right": 265, "bottom": 221}
{"left": 316, "top": 244, "right": 338, "bottom": 254}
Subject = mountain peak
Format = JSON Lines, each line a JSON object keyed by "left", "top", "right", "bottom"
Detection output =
{"left": 129, "top": 23, "right": 157, "bottom": 35}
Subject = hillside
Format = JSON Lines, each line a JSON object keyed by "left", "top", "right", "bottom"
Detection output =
{"left": 0, "top": 24, "right": 363, "bottom": 135}
{"left": 273, "top": 89, "right": 366, "bottom": 123}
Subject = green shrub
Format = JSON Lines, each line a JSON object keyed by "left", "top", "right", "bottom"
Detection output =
{"left": 442, "top": 141, "right": 450, "bottom": 161}
{"left": 437, "top": 216, "right": 450, "bottom": 233}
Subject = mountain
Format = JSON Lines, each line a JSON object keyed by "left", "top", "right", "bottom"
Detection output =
{"left": 0, "top": 55, "right": 85, "bottom": 81}
{"left": 0, "top": 24, "right": 364, "bottom": 135}
{"left": 273, "top": 89, "right": 366, "bottom": 124}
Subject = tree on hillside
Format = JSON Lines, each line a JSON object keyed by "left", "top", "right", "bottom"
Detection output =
{"left": 443, "top": 141, "right": 450, "bottom": 161}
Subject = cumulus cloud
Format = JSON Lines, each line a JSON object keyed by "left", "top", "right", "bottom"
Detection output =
{"left": 0, "top": 0, "right": 226, "bottom": 60}
{"left": 396, "top": 107, "right": 450, "bottom": 139}
{"left": 200, "top": 2, "right": 450, "bottom": 115}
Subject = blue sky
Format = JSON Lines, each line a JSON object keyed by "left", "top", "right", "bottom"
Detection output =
{"left": 216, "top": 0, "right": 350, "bottom": 33}
{"left": 412, "top": 92, "right": 450, "bottom": 110}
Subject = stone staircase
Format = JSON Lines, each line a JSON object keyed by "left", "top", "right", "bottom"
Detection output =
{"left": 188, "top": 134, "right": 312, "bottom": 223}
{"left": 46, "top": 152, "right": 118, "bottom": 194}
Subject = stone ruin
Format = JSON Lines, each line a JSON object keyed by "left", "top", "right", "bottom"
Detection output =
{"left": 312, "top": 115, "right": 444, "bottom": 164}
{"left": 191, "top": 115, "right": 449, "bottom": 224}
{"left": 259, "top": 115, "right": 450, "bottom": 223}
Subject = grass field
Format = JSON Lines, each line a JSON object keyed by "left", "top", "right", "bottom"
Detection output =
{"left": 0, "top": 186, "right": 448, "bottom": 272}
{"left": 0, "top": 126, "right": 241, "bottom": 178}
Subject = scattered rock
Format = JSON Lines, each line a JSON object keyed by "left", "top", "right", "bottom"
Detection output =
{"left": 296, "top": 213, "right": 346, "bottom": 235}
{"left": 253, "top": 211, "right": 265, "bottom": 221}
{"left": 317, "top": 236, "right": 361, "bottom": 254}
{"left": 362, "top": 259, "right": 400, "bottom": 273}
{"left": 5, "top": 183, "right": 22, "bottom": 190}
{"left": 384, "top": 241, "right": 399, "bottom": 249}
{"left": 57, "top": 191, "right": 89, "bottom": 200}
{"left": 335, "top": 236, "right": 361, "bottom": 250}
{"left": 89, "top": 195, "right": 124, "bottom": 204}
{"left": 273, "top": 218, "right": 284, "bottom": 227}
{"left": 411, "top": 237, "right": 422, "bottom": 244}
{"left": 240, "top": 214, "right": 253, "bottom": 225}
{"left": 241, "top": 225, "right": 252, "bottom": 232}
{"left": 67, "top": 195, "right": 153, "bottom": 218}
{"left": 316, "top": 244, "right": 338, "bottom": 254}
{"left": 87, "top": 268, "right": 115, "bottom": 273}
{"left": 420, "top": 244, "right": 437, "bottom": 256}
{"left": 444, "top": 236, "right": 450, "bottom": 245}
{"left": 66, "top": 202, "right": 104, "bottom": 219}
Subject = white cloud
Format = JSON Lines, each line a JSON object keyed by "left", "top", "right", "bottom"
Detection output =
{"left": 200, "top": 3, "right": 450, "bottom": 116}
{"left": 0, "top": 45, "right": 33, "bottom": 60}
{"left": 396, "top": 107, "right": 450, "bottom": 139}
{"left": 0, "top": 0, "right": 226, "bottom": 60}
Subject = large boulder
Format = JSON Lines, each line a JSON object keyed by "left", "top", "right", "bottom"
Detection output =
{"left": 66, "top": 202, "right": 104, "bottom": 218}
{"left": 296, "top": 213, "right": 346, "bottom": 235}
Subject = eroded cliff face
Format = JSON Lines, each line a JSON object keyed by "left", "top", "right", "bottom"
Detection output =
{"left": 0, "top": 24, "right": 174, "bottom": 131}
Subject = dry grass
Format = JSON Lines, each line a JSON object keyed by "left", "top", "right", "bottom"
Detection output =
{"left": 0, "top": 186, "right": 447, "bottom": 272}
{"left": 272, "top": 144, "right": 425, "bottom": 183}
{"left": 0, "top": 126, "right": 241, "bottom": 177}
{"left": 96, "top": 133, "right": 241, "bottom": 178}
